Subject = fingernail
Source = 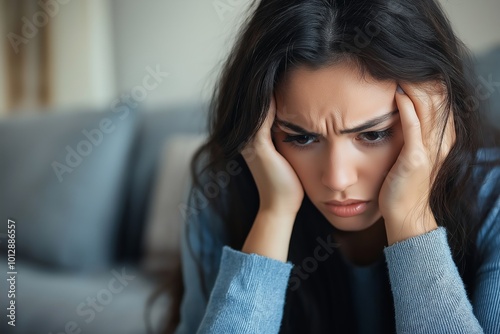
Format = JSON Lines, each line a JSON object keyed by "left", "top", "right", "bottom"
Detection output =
{"left": 396, "top": 85, "right": 405, "bottom": 94}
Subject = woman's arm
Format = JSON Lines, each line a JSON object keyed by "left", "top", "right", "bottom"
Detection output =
{"left": 176, "top": 208, "right": 292, "bottom": 334}
{"left": 471, "top": 192, "right": 500, "bottom": 333}
{"left": 178, "top": 93, "right": 303, "bottom": 333}
{"left": 384, "top": 227, "right": 484, "bottom": 333}
{"left": 383, "top": 195, "right": 500, "bottom": 334}
{"left": 174, "top": 193, "right": 223, "bottom": 334}
{"left": 375, "top": 82, "right": 498, "bottom": 332}
{"left": 197, "top": 243, "right": 293, "bottom": 333}
{"left": 175, "top": 191, "right": 295, "bottom": 334}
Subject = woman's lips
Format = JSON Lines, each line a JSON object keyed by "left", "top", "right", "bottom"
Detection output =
{"left": 323, "top": 201, "right": 369, "bottom": 217}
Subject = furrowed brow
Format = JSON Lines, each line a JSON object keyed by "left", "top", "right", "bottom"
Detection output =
{"left": 339, "top": 110, "right": 399, "bottom": 134}
{"left": 274, "top": 120, "right": 321, "bottom": 136}
{"left": 275, "top": 109, "right": 399, "bottom": 135}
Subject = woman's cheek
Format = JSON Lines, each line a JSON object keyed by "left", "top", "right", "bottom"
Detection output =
{"left": 275, "top": 141, "right": 296, "bottom": 164}
{"left": 279, "top": 145, "right": 318, "bottom": 183}
{"left": 273, "top": 131, "right": 292, "bottom": 155}
{"left": 273, "top": 137, "right": 305, "bottom": 171}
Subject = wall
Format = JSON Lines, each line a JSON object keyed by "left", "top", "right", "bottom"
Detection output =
{"left": 110, "top": 0, "right": 500, "bottom": 110}
{"left": 0, "top": 3, "right": 7, "bottom": 116}
{"left": 110, "top": 0, "right": 252, "bottom": 110}
{"left": 1, "top": 0, "right": 499, "bottom": 115}
{"left": 438, "top": 0, "right": 500, "bottom": 55}
{"left": 50, "top": 0, "right": 116, "bottom": 111}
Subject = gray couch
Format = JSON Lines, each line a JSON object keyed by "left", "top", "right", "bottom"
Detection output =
{"left": 0, "top": 103, "right": 208, "bottom": 334}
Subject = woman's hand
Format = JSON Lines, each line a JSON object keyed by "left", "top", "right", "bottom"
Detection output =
{"left": 241, "top": 93, "right": 305, "bottom": 215}
{"left": 240, "top": 93, "right": 304, "bottom": 262}
{"left": 379, "top": 82, "right": 456, "bottom": 245}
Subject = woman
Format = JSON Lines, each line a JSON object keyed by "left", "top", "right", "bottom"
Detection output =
{"left": 162, "top": 0, "right": 500, "bottom": 333}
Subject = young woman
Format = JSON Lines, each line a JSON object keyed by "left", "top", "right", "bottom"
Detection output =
{"left": 163, "top": 0, "right": 500, "bottom": 333}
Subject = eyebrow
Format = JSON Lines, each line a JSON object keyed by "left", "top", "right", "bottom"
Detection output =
{"left": 275, "top": 109, "right": 399, "bottom": 135}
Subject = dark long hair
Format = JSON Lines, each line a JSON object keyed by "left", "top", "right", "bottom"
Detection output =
{"left": 154, "top": 0, "right": 499, "bottom": 333}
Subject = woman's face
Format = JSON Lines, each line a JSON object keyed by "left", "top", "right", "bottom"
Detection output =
{"left": 273, "top": 63, "right": 404, "bottom": 232}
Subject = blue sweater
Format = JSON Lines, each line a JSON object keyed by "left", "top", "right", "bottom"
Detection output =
{"left": 175, "top": 148, "right": 500, "bottom": 334}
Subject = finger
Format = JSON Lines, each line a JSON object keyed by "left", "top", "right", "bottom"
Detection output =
{"left": 259, "top": 93, "right": 276, "bottom": 127}
{"left": 400, "top": 81, "right": 450, "bottom": 148}
{"left": 266, "top": 93, "right": 277, "bottom": 129}
{"left": 399, "top": 83, "right": 436, "bottom": 141}
{"left": 432, "top": 90, "right": 455, "bottom": 161}
{"left": 241, "top": 93, "right": 277, "bottom": 161}
{"left": 401, "top": 82, "right": 454, "bottom": 165}
{"left": 395, "top": 85, "right": 424, "bottom": 150}
{"left": 256, "top": 93, "right": 277, "bottom": 143}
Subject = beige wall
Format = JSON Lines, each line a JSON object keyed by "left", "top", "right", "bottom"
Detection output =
{"left": 0, "top": 4, "right": 7, "bottom": 116}
{"left": 112, "top": 0, "right": 500, "bottom": 111}
{"left": 438, "top": 0, "right": 500, "bottom": 55}
{"left": 1, "top": 0, "right": 498, "bottom": 115}
{"left": 49, "top": 0, "right": 116, "bottom": 111}
{"left": 110, "top": 0, "right": 252, "bottom": 110}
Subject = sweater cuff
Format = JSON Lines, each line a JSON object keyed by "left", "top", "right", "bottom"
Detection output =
{"left": 382, "top": 226, "right": 483, "bottom": 333}
{"left": 198, "top": 246, "right": 293, "bottom": 333}
{"left": 383, "top": 226, "right": 455, "bottom": 290}
{"left": 217, "top": 246, "right": 294, "bottom": 297}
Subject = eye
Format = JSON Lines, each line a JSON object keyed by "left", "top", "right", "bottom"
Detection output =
{"left": 357, "top": 128, "right": 394, "bottom": 146}
{"left": 282, "top": 134, "right": 318, "bottom": 150}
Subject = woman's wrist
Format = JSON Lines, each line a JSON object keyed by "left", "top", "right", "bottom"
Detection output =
{"left": 241, "top": 209, "right": 297, "bottom": 263}
{"left": 384, "top": 209, "right": 438, "bottom": 245}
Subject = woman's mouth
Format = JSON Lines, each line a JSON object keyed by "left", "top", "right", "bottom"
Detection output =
{"left": 323, "top": 200, "right": 370, "bottom": 217}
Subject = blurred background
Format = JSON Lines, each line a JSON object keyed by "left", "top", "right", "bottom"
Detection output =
{"left": 0, "top": 0, "right": 256, "bottom": 116}
{"left": 0, "top": 0, "right": 499, "bottom": 116}
{"left": 0, "top": 1, "right": 499, "bottom": 334}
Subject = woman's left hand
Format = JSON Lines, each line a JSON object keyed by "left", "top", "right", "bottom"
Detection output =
{"left": 378, "top": 82, "right": 456, "bottom": 245}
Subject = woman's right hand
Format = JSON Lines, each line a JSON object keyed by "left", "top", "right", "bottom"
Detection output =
{"left": 241, "top": 93, "right": 304, "bottom": 216}
{"left": 240, "top": 93, "right": 304, "bottom": 261}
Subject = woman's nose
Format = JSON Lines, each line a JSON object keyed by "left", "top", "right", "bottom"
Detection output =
{"left": 321, "top": 149, "right": 358, "bottom": 192}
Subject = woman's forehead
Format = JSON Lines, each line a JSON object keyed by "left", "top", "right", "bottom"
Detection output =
{"left": 276, "top": 63, "right": 398, "bottom": 129}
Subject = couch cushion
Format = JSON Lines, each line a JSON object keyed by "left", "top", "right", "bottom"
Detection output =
{"left": 117, "top": 104, "right": 208, "bottom": 263}
{"left": 141, "top": 133, "right": 207, "bottom": 274}
{"left": 0, "top": 108, "right": 138, "bottom": 272}
{"left": 0, "top": 259, "right": 168, "bottom": 334}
